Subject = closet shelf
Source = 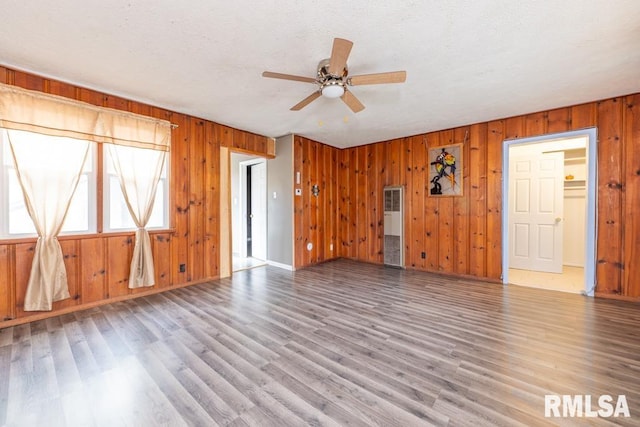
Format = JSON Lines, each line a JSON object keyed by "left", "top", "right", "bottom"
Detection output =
{"left": 565, "top": 157, "right": 586, "bottom": 163}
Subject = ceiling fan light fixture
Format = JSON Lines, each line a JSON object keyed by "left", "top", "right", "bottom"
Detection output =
{"left": 321, "top": 80, "right": 345, "bottom": 98}
{"left": 262, "top": 38, "right": 406, "bottom": 112}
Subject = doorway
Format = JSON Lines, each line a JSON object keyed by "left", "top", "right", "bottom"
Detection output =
{"left": 231, "top": 154, "right": 267, "bottom": 272}
{"left": 502, "top": 129, "right": 597, "bottom": 295}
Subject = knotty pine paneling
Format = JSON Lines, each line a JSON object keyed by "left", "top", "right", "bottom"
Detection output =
{"left": 572, "top": 102, "right": 598, "bottom": 129}
{"left": 79, "top": 238, "right": 106, "bottom": 303}
{"left": 453, "top": 127, "right": 470, "bottom": 275}
{"left": 404, "top": 137, "right": 417, "bottom": 268}
{"left": 0, "top": 245, "right": 14, "bottom": 320}
{"left": 337, "top": 148, "right": 352, "bottom": 257}
{"left": 292, "top": 136, "right": 340, "bottom": 269}
{"left": 356, "top": 144, "right": 368, "bottom": 260}
{"left": 204, "top": 122, "right": 220, "bottom": 280}
{"left": 1, "top": 64, "right": 639, "bottom": 328}
{"left": 0, "top": 67, "right": 270, "bottom": 327}
{"left": 106, "top": 235, "right": 134, "bottom": 299}
{"left": 547, "top": 107, "right": 571, "bottom": 133}
{"left": 369, "top": 143, "right": 383, "bottom": 263}
{"left": 345, "top": 148, "right": 357, "bottom": 258}
{"left": 309, "top": 139, "right": 319, "bottom": 264}
{"left": 57, "top": 240, "right": 80, "bottom": 309}
{"left": 152, "top": 233, "right": 173, "bottom": 288}
{"left": 13, "top": 242, "right": 33, "bottom": 318}
{"left": 423, "top": 133, "right": 440, "bottom": 271}
{"left": 468, "top": 123, "right": 488, "bottom": 277}
{"left": 525, "top": 111, "right": 547, "bottom": 136}
{"left": 12, "top": 71, "right": 44, "bottom": 92}
{"left": 485, "top": 120, "right": 504, "bottom": 279}
{"left": 188, "top": 120, "right": 206, "bottom": 282}
{"left": 623, "top": 94, "right": 640, "bottom": 298}
{"left": 596, "top": 98, "right": 624, "bottom": 295}
{"left": 333, "top": 94, "right": 640, "bottom": 300}
{"left": 214, "top": 123, "right": 234, "bottom": 146}
{"left": 436, "top": 131, "right": 455, "bottom": 273}
{"left": 229, "top": 128, "right": 274, "bottom": 158}
{"left": 171, "top": 114, "right": 190, "bottom": 286}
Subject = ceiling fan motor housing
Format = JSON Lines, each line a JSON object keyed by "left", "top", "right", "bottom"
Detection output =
{"left": 317, "top": 58, "right": 348, "bottom": 79}
{"left": 318, "top": 58, "right": 347, "bottom": 97}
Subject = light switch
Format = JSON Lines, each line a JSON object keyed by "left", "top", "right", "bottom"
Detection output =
{"left": 273, "top": 191, "right": 277, "bottom": 199}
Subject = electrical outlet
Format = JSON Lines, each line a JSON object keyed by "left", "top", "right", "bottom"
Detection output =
{"left": 179, "top": 263, "right": 186, "bottom": 273}
{"left": 421, "top": 252, "right": 426, "bottom": 259}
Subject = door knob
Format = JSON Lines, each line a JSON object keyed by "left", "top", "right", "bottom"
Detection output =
{"left": 555, "top": 217, "right": 562, "bottom": 223}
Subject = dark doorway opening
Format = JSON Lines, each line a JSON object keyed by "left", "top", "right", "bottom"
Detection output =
{"left": 246, "top": 164, "right": 252, "bottom": 257}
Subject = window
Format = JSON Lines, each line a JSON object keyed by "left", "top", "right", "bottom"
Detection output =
{"left": 103, "top": 145, "right": 169, "bottom": 231}
{"left": 0, "top": 129, "right": 96, "bottom": 238}
{"left": 0, "top": 129, "right": 168, "bottom": 239}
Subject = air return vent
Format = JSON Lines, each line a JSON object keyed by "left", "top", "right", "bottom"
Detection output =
{"left": 383, "top": 186, "right": 404, "bottom": 267}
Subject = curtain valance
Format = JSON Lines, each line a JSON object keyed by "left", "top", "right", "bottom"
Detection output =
{"left": 0, "top": 83, "right": 171, "bottom": 151}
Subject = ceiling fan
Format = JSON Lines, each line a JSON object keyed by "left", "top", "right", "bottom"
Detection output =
{"left": 262, "top": 38, "right": 407, "bottom": 113}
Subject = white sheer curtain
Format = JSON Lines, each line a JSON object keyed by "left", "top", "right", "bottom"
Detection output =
{"left": 8, "top": 130, "right": 90, "bottom": 311}
{"left": 107, "top": 144, "right": 167, "bottom": 288}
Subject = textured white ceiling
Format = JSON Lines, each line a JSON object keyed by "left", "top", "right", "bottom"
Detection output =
{"left": 0, "top": 1, "right": 639, "bottom": 148}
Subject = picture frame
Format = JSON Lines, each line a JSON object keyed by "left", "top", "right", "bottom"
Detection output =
{"left": 428, "top": 143, "right": 463, "bottom": 197}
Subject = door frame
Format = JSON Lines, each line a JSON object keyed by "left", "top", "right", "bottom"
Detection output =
{"left": 501, "top": 128, "right": 597, "bottom": 296}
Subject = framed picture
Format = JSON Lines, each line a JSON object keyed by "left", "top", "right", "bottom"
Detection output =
{"left": 428, "top": 143, "right": 463, "bottom": 196}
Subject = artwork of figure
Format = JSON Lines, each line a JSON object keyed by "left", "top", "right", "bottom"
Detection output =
{"left": 428, "top": 144, "right": 462, "bottom": 196}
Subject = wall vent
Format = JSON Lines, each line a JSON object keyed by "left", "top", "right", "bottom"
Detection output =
{"left": 383, "top": 186, "right": 404, "bottom": 267}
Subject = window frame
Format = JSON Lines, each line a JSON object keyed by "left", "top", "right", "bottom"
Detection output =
{"left": 0, "top": 130, "right": 171, "bottom": 240}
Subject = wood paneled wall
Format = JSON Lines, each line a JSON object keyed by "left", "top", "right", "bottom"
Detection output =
{"left": 0, "top": 67, "right": 272, "bottom": 326}
{"left": 293, "top": 136, "right": 340, "bottom": 269}
{"left": 328, "top": 95, "right": 640, "bottom": 300}
{"left": 1, "top": 66, "right": 638, "bottom": 328}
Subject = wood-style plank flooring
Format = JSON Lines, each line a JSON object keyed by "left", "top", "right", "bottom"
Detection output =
{"left": 1, "top": 259, "right": 639, "bottom": 426}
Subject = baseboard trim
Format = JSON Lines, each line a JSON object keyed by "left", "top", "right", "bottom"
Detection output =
{"left": 267, "top": 260, "right": 295, "bottom": 271}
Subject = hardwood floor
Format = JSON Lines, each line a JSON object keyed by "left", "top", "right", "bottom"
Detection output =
{"left": 1, "top": 259, "right": 639, "bottom": 426}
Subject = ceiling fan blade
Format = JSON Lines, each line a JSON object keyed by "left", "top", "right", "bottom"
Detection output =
{"left": 348, "top": 71, "right": 407, "bottom": 86}
{"left": 341, "top": 90, "right": 365, "bottom": 113}
{"left": 262, "top": 71, "right": 317, "bottom": 84}
{"left": 328, "top": 38, "right": 353, "bottom": 76}
{"left": 290, "top": 91, "right": 322, "bottom": 111}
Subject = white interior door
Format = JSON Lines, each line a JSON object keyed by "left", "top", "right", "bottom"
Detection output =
{"left": 509, "top": 151, "right": 564, "bottom": 273}
{"left": 250, "top": 161, "right": 267, "bottom": 260}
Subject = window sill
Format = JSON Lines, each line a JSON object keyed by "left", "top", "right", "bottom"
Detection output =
{"left": 0, "top": 228, "right": 175, "bottom": 245}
